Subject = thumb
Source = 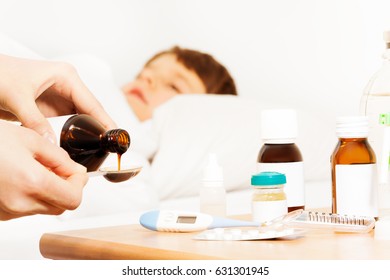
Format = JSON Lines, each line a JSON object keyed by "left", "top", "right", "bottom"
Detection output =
{"left": 16, "top": 105, "right": 57, "bottom": 144}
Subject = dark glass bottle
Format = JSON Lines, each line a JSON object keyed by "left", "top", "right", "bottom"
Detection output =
{"left": 60, "top": 114, "right": 130, "bottom": 172}
{"left": 331, "top": 116, "right": 377, "bottom": 217}
{"left": 257, "top": 109, "right": 305, "bottom": 212}
{"left": 258, "top": 144, "right": 303, "bottom": 164}
{"left": 258, "top": 143, "right": 304, "bottom": 212}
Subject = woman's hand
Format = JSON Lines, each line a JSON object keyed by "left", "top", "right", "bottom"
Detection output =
{"left": 0, "top": 54, "right": 116, "bottom": 142}
{"left": 0, "top": 121, "right": 88, "bottom": 220}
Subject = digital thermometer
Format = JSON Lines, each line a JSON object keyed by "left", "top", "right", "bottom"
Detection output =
{"left": 139, "top": 210, "right": 259, "bottom": 232}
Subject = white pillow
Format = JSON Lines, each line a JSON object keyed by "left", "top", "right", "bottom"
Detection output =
{"left": 150, "top": 94, "right": 335, "bottom": 200}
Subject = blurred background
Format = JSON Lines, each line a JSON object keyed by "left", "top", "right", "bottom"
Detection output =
{"left": 1, "top": 0, "right": 389, "bottom": 118}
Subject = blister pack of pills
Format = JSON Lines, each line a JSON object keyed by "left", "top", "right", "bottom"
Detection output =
{"left": 193, "top": 209, "right": 375, "bottom": 241}
{"left": 193, "top": 227, "right": 304, "bottom": 241}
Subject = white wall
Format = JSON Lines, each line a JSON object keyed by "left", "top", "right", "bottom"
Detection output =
{"left": 1, "top": 0, "right": 390, "bottom": 117}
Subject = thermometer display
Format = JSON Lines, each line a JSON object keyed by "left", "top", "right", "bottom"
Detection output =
{"left": 177, "top": 216, "right": 197, "bottom": 224}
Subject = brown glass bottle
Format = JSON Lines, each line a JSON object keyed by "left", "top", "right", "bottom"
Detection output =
{"left": 331, "top": 138, "right": 376, "bottom": 213}
{"left": 258, "top": 143, "right": 304, "bottom": 212}
{"left": 60, "top": 114, "right": 130, "bottom": 172}
{"left": 258, "top": 144, "right": 303, "bottom": 163}
{"left": 258, "top": 109, "right": 305, "bottom": 212}
{"left": 331, "top": 116, "right": 378, "bottom": 217}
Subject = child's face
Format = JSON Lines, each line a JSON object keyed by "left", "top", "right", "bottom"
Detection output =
{"left": 122, "top": 53, "right": 206, "bottom": 121}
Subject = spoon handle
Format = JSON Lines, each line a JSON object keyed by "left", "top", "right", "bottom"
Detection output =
{"left": 88, "top": 171, "right": 106, "bottom": 177}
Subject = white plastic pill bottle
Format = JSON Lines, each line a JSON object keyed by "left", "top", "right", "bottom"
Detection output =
{"left": 251, "top": 172, "right": 288, "bottom": 223}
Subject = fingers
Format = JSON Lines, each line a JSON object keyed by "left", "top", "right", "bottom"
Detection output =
{"left": 36, "top": 170, "right": 88, "bottom": 211}
{"left": 0, "top": 166, "right": 87, "bottom": 220}
{"left": 51, "top": 63, "right": 117, "bottom": 130}
{"left": 0, "top": 125, "right": 88, "bottom": 220}
{"left": 0, "top": 199, "right": 65, "bottom": 221}
{"left": 2, "top": 57, "right": 117, "bottom": 136}
{"left": 10, "top": 96, "right": 57, "bottom": 143}
{"left": 32, "top": 134, "right": 86, "bottom": 177}
{"left": 2, "top": 165, "right": 88, "bottom": 219}
{"left": 29, "top": 135, "right": 88, "bottom": 210}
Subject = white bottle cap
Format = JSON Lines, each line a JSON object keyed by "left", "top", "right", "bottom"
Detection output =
{"left": 261, "top": 109, "right": 298, "bottom": 144}
{"left": 336, "top": 116, "right": 369, "bottom": 138}
{"left": 203, "top": 153, "right": 223, "bottom": 183}
{"left": 383, "top": 30, "right": 390, "bottom": 43}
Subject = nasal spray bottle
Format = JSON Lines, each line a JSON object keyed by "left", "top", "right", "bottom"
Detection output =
{"left": 361, "top": 31, "right": 390, "bottom": 164}
{"left": 378, "top": 113, "right": 390, "bottom": 216}
{"left": 199, "top": 153, "right": 226, "bottom": 217}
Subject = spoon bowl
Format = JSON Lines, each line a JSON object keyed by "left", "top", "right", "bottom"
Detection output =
{"left": 88, "top": 166, "right": 142, "bottom": 183}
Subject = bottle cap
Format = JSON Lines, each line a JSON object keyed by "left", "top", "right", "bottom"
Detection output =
{"left": 251, "top": 172, "right": 286, "bottom": 186}
{"left": 261, "top": 109, "right": 298, "bottom": 144}
{"left": 203, "top": 153, "right": 223, "bottom": 183}
{"left": 383, "top": 31, "right": 390, "bottom": 43}
{"left": 336, "top": 116, "right": 369, "bottom": 138}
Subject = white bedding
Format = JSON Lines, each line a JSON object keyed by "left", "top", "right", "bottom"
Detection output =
{"left": 0, "top": 34, "right": 335, "bottom": 259}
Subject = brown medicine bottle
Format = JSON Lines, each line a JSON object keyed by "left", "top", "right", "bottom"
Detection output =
{"left": 331, "top": 116, "right": 378, "bottom": 217}
{"left": 257, "top": 109, "right": 305, "bottom": 212}
{"left": 50, "top": 114, "right": 130, "bottom": 172}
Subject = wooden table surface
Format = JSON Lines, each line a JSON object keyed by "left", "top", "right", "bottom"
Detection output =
{"left": 39, "top": 221, "right": 390, "bottom": 260}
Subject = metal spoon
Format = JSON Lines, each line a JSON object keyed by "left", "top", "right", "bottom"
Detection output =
{"left": 88, "top": 166, "right": 142, "bottom": 183}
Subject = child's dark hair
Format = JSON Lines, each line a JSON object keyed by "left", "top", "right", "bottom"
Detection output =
{"left": 145, "top": 46, "right": 237, "bottom": 96}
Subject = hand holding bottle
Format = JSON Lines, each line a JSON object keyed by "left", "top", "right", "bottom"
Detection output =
{"left": 0, "top": 54, "right": 117, "bottom": 143}
{"left": 0, "top": 121, "right": 88, "bottom": 220}
{"left": 0, "top": 53, "right": 116, "bottom": 220}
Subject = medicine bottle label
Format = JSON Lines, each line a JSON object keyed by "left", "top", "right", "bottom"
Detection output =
{"left": 335, "top": 164, "right": 378, "bottom": 217}
{"left": 252, "top": 200, "right": 287, "bottom": 223}
{"left": 257, "top": 162, "right": 304, "bottom": 207}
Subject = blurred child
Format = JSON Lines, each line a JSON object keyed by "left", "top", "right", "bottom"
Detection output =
{"left": 121, "top": 46, "right": 237, "bottom": 121}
